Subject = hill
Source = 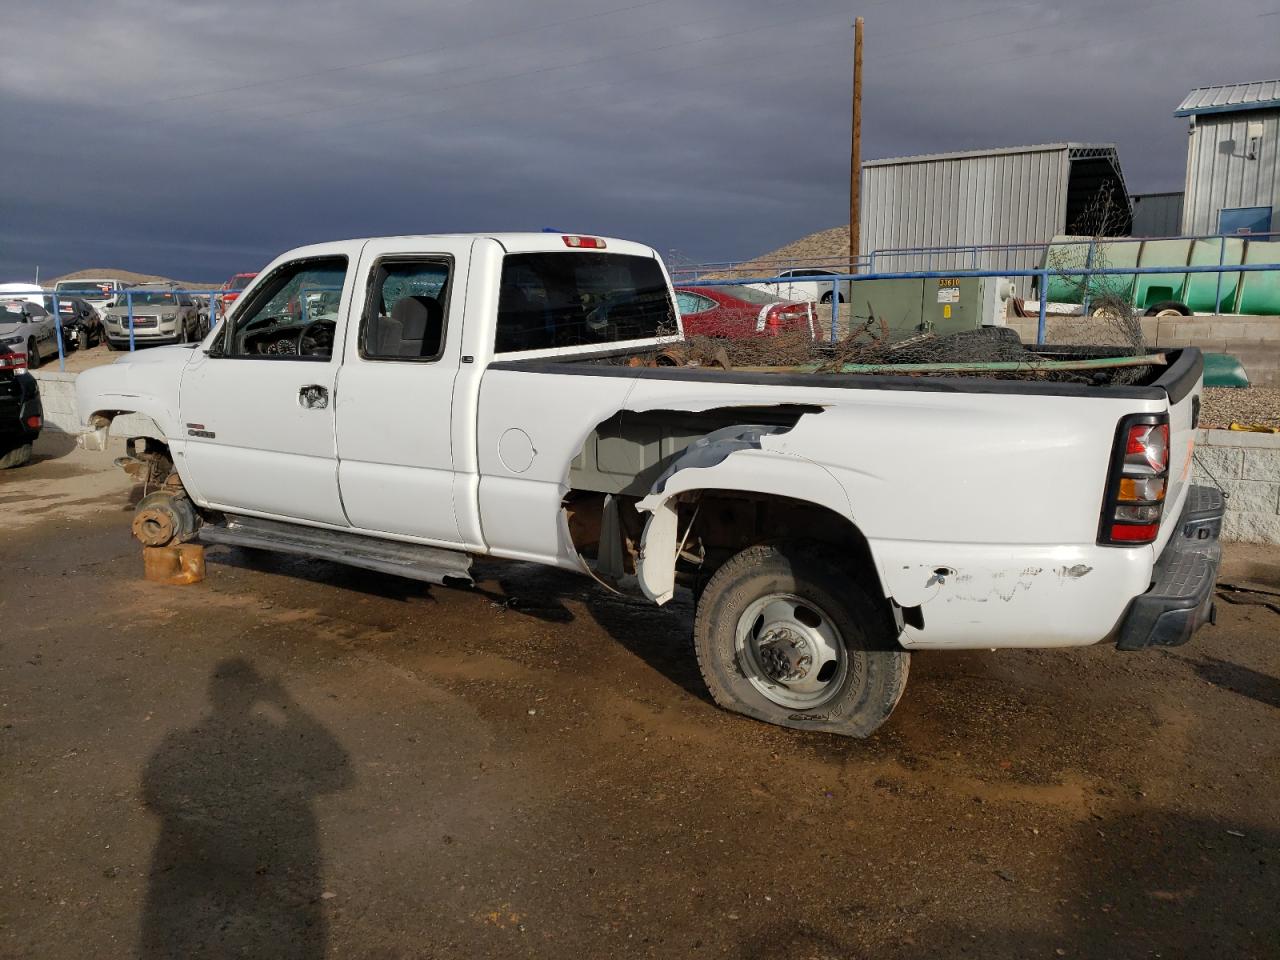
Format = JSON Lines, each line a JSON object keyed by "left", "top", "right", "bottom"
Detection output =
{"left": 44, "top": 268, "right": 220, "bottom": 290}
{"left": 745, "top": 225, "right": 851, "bottom": 270}
{"left": 696, "top": 225, "right": 852, "bottom": 278}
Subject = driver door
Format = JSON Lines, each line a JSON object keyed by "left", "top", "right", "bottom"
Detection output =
{"left": 178, "top": 249, "right": 359, "bottom": 526}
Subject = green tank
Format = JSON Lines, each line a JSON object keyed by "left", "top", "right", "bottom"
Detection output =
{"left": 1184, "top": 238, "right": 1243, "bottom": 312}
{"left": 1042, "top": 235, "right": 1280, "bottom": 315}
{"left": 1238, "top": 240, "right": 1280, "bottom": 316}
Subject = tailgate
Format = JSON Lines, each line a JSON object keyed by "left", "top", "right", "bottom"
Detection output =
{"left": 1154, "top": 349, "right": 1205, "bottom": 554}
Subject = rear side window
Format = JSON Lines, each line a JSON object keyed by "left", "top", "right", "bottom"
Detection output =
{"left": 361, "top": 259, "right": 451, "bottom": 361}
{"left": 675, "top": 291, "right": 716, "bottom": 315}
{"left": 495, "top": 253, "right": 674, "bottom": 353}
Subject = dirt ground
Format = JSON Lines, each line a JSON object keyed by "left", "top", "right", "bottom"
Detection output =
{"left": 1, "top": 437, "right": 1278, "bottom": 960}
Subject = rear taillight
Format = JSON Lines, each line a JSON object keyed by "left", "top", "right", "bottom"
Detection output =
{"left": 26, "top": 415, "right": 41, "bottom": 429}
{"left": 1099, "top": 415, "right": 1170, "bottom": 545}
{"left": 562, "top": 235, "right": 607, "bottom": 249}
{"left": 766, "top": 305, "right": 806, "bottom": 328}
{"left": 0, "top": 353, "right": 27, "bottom": 373}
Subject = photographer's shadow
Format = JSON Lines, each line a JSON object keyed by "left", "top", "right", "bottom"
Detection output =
{"left": 138, "top": 659, "right": 353, "bottom": 960}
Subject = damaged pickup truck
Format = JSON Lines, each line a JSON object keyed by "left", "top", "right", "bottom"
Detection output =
{"left": 76, "top": 233, "right": 1223, "bottom": 738}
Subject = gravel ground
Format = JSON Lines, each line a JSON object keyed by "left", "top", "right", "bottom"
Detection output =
{"left": 1201, "top": 387, "right": 1280, "bottom": 429}
{"left": 2, "top": 436, "right": 1279, "bottom": 959}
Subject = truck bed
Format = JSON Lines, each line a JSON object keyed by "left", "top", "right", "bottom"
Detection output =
{"left": 491, "top": 344, "right": 1201, "bottom": 402}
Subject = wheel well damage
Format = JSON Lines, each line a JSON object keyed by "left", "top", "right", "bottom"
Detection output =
{"left": 80, "top": 410, "right": 166, "bottom": 451}
{"left": 562, "top": 403, "right": 894, "bottom": 615}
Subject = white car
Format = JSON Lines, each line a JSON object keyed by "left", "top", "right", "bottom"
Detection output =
{"left": 75, "top": 232, "right": 1221, "bottom": 740}
{"left": 0, "top": 283, "right": 48, "bottom": 307}
{"left": 53, "top": 278, "right": 130, "bottom": 317}
{"left": 748, "top": 268, "right": 851, "bottom": 304}
{"left": 0, "top": 299, "right": 60, "bottom": 368}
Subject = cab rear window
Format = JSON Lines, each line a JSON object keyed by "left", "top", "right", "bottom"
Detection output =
{"left": 495, "top": 253, "right": 674, "bottom": 353}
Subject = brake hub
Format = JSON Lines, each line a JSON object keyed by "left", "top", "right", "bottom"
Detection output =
{"left": 756, "top": 627, "right": 814, "bottom": 683}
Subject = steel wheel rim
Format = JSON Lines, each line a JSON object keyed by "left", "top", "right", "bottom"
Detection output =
{"left": 734, "top": 592, "right": 847, "bottom": 709}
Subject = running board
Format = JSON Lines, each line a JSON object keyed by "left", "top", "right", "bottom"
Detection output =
{"left": 199, "top": 514, "right": 473, "bottom": 585}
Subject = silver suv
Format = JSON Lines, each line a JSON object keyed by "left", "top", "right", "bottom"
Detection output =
{"left": 103, "top": 286, "right": 202, "bottom": 350}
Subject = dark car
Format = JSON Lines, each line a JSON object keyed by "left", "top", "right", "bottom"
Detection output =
{"left": 43, "top": 295, "right": 103, "bottom": 351}
{"left": 0, "top": 346, "right": 42, "bottom": 469}
{"left": 675, "top": 285, "right": 816, "bottom": 339}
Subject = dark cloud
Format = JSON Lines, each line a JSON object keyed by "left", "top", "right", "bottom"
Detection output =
{"left": 2, "top": 0, "right": 1274, "bottom": 280}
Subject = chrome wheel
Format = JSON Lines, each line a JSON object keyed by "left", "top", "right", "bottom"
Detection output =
{"left": 735, "top": 592, "right": 847, "bottom": 709}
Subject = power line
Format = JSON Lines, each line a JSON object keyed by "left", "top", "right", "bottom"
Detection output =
{"left": 209, "top": 1, "right": 865, "bottom": 133}
{"left": 170, "top": 0, "right": 842, "bottom": 129}
{"left": 210, "top": 0, "right": 1182, "bottom": 144}
{"left": 138, "top": 0, "right": 726, "bottom": 109}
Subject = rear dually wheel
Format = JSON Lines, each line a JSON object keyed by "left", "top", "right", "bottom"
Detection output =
{"left": 693, "top": 542, "right": 909, "bottom": 738}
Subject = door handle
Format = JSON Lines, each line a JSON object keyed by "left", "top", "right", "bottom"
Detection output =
{"left": 299, "top": 385, "right": 329, "bottom": 410}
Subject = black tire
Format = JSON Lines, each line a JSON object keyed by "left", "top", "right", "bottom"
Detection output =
{"left": 26, "top": 338, "right": 40, "bottom": 369}
{"left": 107, "top": 338, "right": 122, "bottom": 352}
{"left": 818, "top": 291, "right": 846, "bottom": 305}
{"left": 693, "top": 542, "right": 909, "bottom": 738}
{"left": 1144, "top": 300, "right": 1191, "bottom": 318}
{"left": 0, "top": 443, "right": 33, "bottom": 470}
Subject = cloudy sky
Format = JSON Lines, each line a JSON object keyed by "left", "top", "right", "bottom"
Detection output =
{"left": 2, "top": 0, "right": 1276, "bottom": 281}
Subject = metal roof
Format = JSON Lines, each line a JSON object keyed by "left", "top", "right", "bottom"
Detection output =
{"left": 1174, "top": 79, "right": 1280, "bottom": 117}
{"left": 863, "top": 142, "right": 1115, "bottom": 168}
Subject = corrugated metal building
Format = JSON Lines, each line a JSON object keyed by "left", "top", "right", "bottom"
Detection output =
{"left": 859, "top": 143, "right": 1131, "bottom": 271}
{"left": 1131, "top": 191, "right": 1185, "bottom": 237}
{"left": 1177, "top": 79, "right": 1280, "bottom": 235}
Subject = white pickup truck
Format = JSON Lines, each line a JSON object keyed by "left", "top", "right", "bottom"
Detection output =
{"left": 76, "top": 233, "right": 1223, "bottom": 738}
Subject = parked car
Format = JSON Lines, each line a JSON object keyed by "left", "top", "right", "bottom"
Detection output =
{"left": 76, "top": 232, "right": 1220, "bottom": 740}
{"left": 0, "top": 345, "right": 43, "bottom": 468}
{"left": 102, "top": 285, "right": 203, "bottom": 350}
{"left": 749, "top": 267, "right": 850, "bottom": 304}
{"left": 193, "top": 294, "right": 213, "bottom": 337}
{"left": 675, "top": 285, "right": 816, "bottom": 339}
{"left": 219, "top": 272, "right": 258, "bottom": 318}
{"left": 0, "top": 282, "right": 48, "bottom": 307}
{"left": 43, "top": 295, "right": 103, "bottom": 350}
{"left": 53, "top": 278, "right": 131, "bottom": 316}
{"left": 0, "top": 299, "right": 59, "bottom": 368}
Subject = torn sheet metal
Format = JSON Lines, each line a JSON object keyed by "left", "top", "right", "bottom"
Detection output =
{"left": 646, "top": 424, "right": 787, "bottom": 498}
{"left": 634, "top": 423, "right": 857, "bottom": 605}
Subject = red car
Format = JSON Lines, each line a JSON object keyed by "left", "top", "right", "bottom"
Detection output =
{"left": 218, "top": 272, "right": 258, "bottom": 316}
{"left": 675, "top": 285, "right": 815, "bottom": 339}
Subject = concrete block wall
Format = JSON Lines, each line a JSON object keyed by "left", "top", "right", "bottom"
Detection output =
{"left": 1005, "top": 314, "right": 1280, "bottom": 386}
{"left": 1194, "top": 428, "right": 1280, "bottom": 544}
{"left": 31, "top": 370, "right": 79, "bottom": 434}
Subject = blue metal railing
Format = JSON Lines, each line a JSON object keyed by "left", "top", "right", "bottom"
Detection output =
{"left": 40, "top": 288, "right": 225, "bottom": 372}
{"left": 669, "top": 230, "right": 1280, "bottom": 284}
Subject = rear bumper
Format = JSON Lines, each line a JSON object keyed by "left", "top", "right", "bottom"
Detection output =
{"left": 1114, "top": 484, "right": 1224, "bottom": 651}
{"left": 0, "top": 381, "right": 43, "bottom": 445}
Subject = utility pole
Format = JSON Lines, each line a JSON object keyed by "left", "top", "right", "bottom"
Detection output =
{"left": 849, "top": 16, "right": 863, "bottom": 272}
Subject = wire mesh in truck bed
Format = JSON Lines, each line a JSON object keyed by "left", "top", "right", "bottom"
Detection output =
{"left": 618, "top": 323, "right": 1160, "bottom": 387}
